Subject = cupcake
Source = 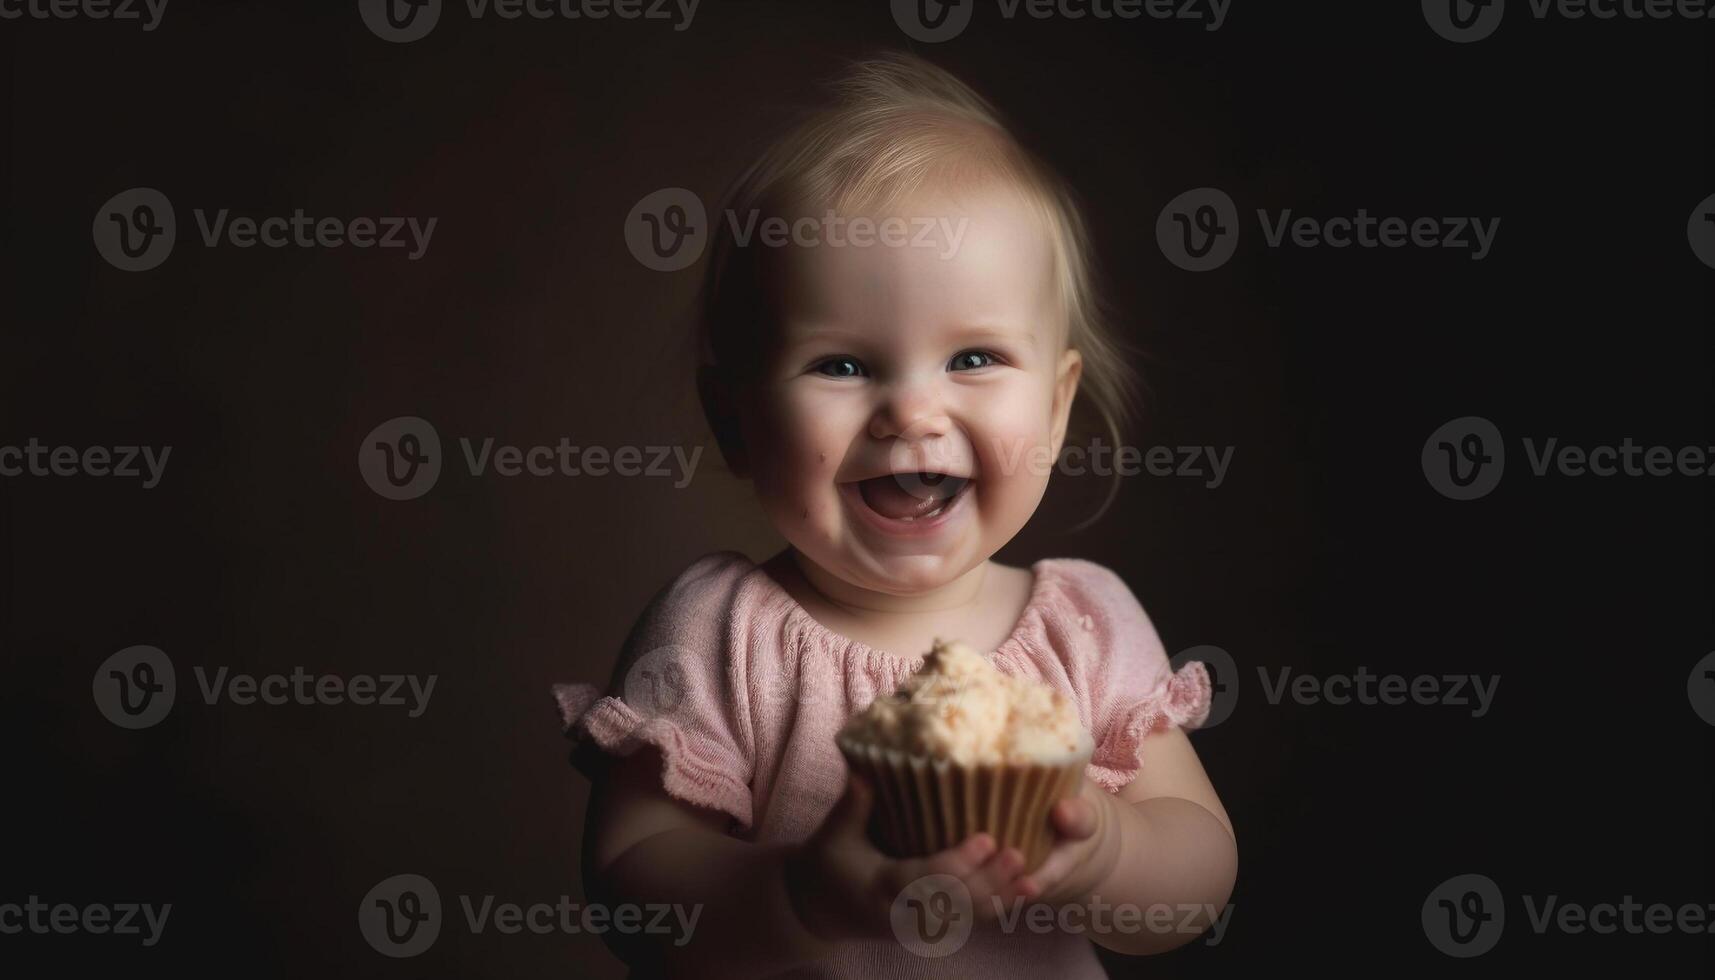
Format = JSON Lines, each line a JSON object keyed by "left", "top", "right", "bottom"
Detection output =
{"left": 837, "top": 638, "right": 1093, "bottom": 872}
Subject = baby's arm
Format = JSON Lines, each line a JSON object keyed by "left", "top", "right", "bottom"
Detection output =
{"left": 1021, "top": 726, "right": 1237, "bottom": 956}
{"left": 1102, "top": 726, "right": 1237, "bottom": 953}
{"left": 583, "top": 741, "right": 1042, "bottom": 975}
{"left": 580, "top": 744, "right": 832, "bottom": 978}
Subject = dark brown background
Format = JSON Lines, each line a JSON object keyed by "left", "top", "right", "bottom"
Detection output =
{"left": 2, "top": 1, "right": 1710, "bottom": 976}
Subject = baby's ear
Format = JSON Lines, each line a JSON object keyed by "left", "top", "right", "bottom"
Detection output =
{"left": 1049, "top": 347, "right": 1084, "bottom": 458}
{"left": 696, "top": 365, "right": 751, "bottom": 479}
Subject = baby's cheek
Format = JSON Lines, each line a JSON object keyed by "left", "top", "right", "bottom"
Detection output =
{"left": 752, "top": 392, "right": 820, "bottom": 473}
{"left": 978, "top": 405, "right": 1057, "bottom": 478}
{"left": 974, "top": 411, "right": 1058, "bottom": 518}
{"left": 792, "top": 449, "right": 841, "bottom": 522}
{"left": 759, "top": 419, "right": 844, "bottom": 524}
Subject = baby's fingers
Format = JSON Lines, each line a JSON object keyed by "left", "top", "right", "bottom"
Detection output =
{"left": 961, "top": 845, "right": 1033, "bottom": 919}
{"left": 1049, "top": 795, "right": 1100, "bottom": 840}
{"left": 879, "top": 833, "right": 995, "bottom": 906}
{"left": 881, "top": 841, "right": 1034, "bottom": 928}
{"left": 911, "top": 832, "right": 996, "bottom": 881}
{"left": 1013, "top": 842, "right": 1082, "bottom": 904}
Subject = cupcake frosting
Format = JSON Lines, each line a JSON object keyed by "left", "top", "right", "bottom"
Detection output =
{"left": 840, "top": 637, "right": 1091, "bottom": 765}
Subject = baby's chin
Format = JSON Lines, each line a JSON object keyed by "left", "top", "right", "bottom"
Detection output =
{"left": 822, "top": 541, "right": 987, "bottom": 596}
{"left": 866, "top": 551, "right": 968, "bottom": 588}
{"left": 778, "top": 493, "right": 1026, "bottom": 590}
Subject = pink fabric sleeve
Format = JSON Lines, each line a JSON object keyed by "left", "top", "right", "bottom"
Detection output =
{"left": 1066, "top": 562, "right": 1213, "bottom": 793}
{"left": 551, "top": 553, "right": 756, "bottom": 829}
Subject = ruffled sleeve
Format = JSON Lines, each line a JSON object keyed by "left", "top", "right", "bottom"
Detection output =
{"left": 1057, "top": 561, "right": 1213, "bottom": 793}
{"left": 551, "top": 552, "right": 757, "bottom": 830}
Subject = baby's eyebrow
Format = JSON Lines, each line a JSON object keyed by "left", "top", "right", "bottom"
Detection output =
{"left": 776, "top": 325, "right": 872, "bottom": 358}
{"left": 948, "top": 322, "right": 1039, "bottom": 351}
{"left": 784, "top": 325, "right": 870, "bottom": 344}
{"left": 779, "top": 320, "right": 1038, "bottom": 354}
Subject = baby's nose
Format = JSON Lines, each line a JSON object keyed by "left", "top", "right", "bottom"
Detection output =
{"left": 868, "top": 385, "right": 952, "bottom": 442}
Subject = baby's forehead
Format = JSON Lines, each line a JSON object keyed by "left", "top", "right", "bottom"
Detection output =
{"left": 821, "top": 175, "right": 1052, "bottom": 246}
{"left": 770, "top": 181, "right": 1061, "bottom": 339}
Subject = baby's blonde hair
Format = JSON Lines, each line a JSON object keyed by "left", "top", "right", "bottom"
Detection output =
{"left": 696, "top": 52, "right": 1141, "bottom": 529}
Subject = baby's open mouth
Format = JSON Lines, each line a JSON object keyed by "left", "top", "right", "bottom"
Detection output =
{"left": 853, "top": 472, "right": 972, "bottom": 522}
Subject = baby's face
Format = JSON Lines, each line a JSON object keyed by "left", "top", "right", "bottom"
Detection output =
{"left": 744, "top": 182, "right": 1081, "bottom": 595}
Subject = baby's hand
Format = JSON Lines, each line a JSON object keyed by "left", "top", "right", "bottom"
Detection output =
{"left": 1012, "top": 777, "right": 1123, "bottom": 907}
{"left": 784, "top": 771, "right": 1034, "bottom": 943}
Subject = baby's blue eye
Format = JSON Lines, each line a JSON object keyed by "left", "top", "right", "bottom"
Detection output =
{"left": 949, "top": 350, "right": 997, "bottom": 371}
{"left": 814, "top": 356, "right": 866, "bottom": 378}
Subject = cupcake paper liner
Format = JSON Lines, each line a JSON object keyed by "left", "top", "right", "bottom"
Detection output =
{"left": 838, "top": 734, "right": 1090, "bottom": 873}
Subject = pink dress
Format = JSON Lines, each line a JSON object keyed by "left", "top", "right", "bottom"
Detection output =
{"left": 553, "top": 550, "right": 1213, "bottom": 978}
